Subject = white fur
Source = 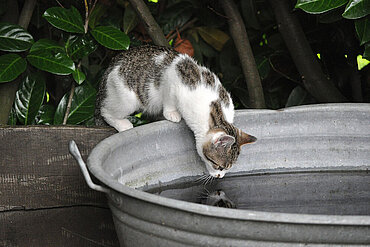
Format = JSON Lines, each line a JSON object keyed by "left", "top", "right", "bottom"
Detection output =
{"left": 101, "top": 66, "right": 141, "bottom": 131}
{"left": 154, "top": 53, "right": 166, "bottom": 64}
{"left": 101, "top": 54, "right": 234, "bottom": 177}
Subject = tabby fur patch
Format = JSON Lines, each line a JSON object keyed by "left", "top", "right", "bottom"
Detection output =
{"left": 176, "top": 58, "right": 201, "bottom": 89}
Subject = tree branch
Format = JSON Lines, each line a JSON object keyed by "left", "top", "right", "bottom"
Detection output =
{"left": 166, "top": 18, "right": 198, "bottom": 42}
{"left": 221, "top": 0, "right": 266, "bottom": 109}
{"left": 18, "top": 0, "right": 37, "bottom": 29}
{"left": 62, "top": 82, "right": 76, "bottom": 125}
{"left": 83, "top": 0, "right": 97, "bottom": 33}
{"left": 268, "top": 0, "right": 347, "bottom": 103}
{"left": 127, "top": 0, "right": 169, "bottom": 47}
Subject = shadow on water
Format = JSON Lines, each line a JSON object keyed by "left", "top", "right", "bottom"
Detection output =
{"left": 146, "top": 170, "right": 370, "bottom": 215}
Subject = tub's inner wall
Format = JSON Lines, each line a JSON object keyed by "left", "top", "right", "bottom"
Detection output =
{"left": 97, "top": 105, "right": 370, "bottom": 189}
{"left": 233, "top": 107, "right": 370, "bottom": 173}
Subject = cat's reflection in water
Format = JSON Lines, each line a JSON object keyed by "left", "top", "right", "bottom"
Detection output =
{"left": 200, "top": 189, "right": 236, "bottom": 209}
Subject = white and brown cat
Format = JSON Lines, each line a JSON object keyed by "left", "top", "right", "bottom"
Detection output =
{"left": 95, "top": 45, "right": 256, "bottom": 178}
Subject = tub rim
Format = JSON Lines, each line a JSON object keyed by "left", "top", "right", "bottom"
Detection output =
{"left": 87, "top": 103, "right": 370, "bottom": 226}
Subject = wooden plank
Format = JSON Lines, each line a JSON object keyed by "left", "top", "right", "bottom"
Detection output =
{"left": 0, "top": 126, "right": 119, "bottom": 246}
{"left": 0, "top": 126, "right": 116, "bottom": 210}
{"left": 0, "top": 207, "right": 118, "bottom": 247}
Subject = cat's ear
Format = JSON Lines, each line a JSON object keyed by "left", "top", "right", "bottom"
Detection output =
{"left": 213, "top": 135, "right": 235, "bottom": 148}
{"left": 238, "top": 130, "right": 257, "bottom": 146}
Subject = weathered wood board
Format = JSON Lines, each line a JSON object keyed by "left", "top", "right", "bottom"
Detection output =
{"left": 0, "top": 126, "right": 119, "bottom": 247}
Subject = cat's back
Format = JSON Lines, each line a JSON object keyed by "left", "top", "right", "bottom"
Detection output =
{"left": 113, "top": 45, "right": 178, "bottom": 86}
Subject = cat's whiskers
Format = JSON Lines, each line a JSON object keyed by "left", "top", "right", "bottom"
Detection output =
{"left": 203, "top": 187, "right": 210, "bottom": 195}
{"left": 197, "top": 191, "right": 209, "bottom": 200}
{"left": 202, "top": 175, "right": 210, "bottom": 185}
{"left": 204, "top": 174, "right": 214, "bottom": 185}
{"left": 194, "top": 174, "right": 208, "bottom": 184}
{"left": 203, "top": 175, "right": 212, "bottom": 185}
{"left": 197, "top": 188, "right": 211, "bottom": 200}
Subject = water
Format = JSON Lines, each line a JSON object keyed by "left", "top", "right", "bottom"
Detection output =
{"left": 147, "top": 171, "right": 370, "bottom": 215}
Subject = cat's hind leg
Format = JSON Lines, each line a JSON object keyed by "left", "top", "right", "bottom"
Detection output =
{"left": 103, "top": 115, "right": 133, "bottom": 132}
{"left": 101, "top": 74, "right": 141, "bottom": 132}
{"left": 101, "top": 101, "right": 138, "bottom": 132}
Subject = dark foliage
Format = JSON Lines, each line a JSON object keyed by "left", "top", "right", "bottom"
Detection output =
{"left": 0, "top": 0, "right": 369, "bottom": 126}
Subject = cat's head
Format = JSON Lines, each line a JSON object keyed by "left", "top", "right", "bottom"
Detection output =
{"left": 200, "top": 100, "right": 257, "bottom": 178}
{"left": 201, "top": 127, "right": 256, "bottom": 178}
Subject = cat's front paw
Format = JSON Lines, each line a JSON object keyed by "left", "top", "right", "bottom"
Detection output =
{"left": 163, "top": 110, "right": 182, "bottom": 123}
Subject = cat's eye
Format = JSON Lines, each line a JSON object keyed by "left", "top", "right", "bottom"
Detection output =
{"left": 206, "top": 157, "right": 218, "bottom": 166}
{"left": 206, "top": 157, "right": 226, "bottom": 171}
{"left": 213, "top": 165, "right": 224, "bottom": 171}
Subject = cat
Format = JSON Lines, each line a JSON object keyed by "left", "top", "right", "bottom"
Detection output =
{"left": 203, "top": 189, "right": 236, "bottom": 208}
{"left": 95, "top": 45, "right": 257, "bottom": 178}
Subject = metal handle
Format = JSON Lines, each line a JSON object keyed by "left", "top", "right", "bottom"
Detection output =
{"left": 69, "top": 140, "right": 109, "bottom": 193}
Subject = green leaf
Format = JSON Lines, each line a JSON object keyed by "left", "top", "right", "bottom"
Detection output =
{"left": 0, "top": 54, "right": 27, "bottom": 83}
{"left": 88, "top": 2, "right": 109, "bottom": 29}
{"left": 43, "top": 6, "right": 84, "bottom": 33}
{"left": 0, "top": 22, "right": 34, "bottom": 52}
{"left": 30, "top": 38, "right": 64, "bottom": 52}
{"left": 83, "top": 64, "right": 104, "bottom": 89}
{"left": 158, "top": 2, "right": 193, "bottom": 34}
{"left": 265, "top": 91, "right": 281, "bottom": 109}
{"left": 7, "top": 107, "right": 17, "bottom": 125}
{"left": 318, "top": 6, "right": 346, "bottom": 23}
{"left": 83, "top": 117, "right": 95, "bottom": 126}
{"left": 14, "top": 73, "right": 46, "bottom": 125}
{"left": 285, "top": 86, "right": 315, "bottom": 107}
{"left": 90, "top": 26, "right": 130, "bottom": 50}
{"left": 54, "top": 84, "right": 96, "bottom": 125}
{"left": 295, "top": 0, "right": 347, "bottom": 14}
{"left": 36, "top": 104, "right": 56, "bottom": 125}
{"left": 98, "top": 7, "right": 123, "bottom": 30}
{"left": 123, "top": 4, "right": 139, "bottom": 34}
{"left": 357, "top": 54, "right": 370, "bottom": 70}
{"left": 66, "top": 35, "right": 97, "bottom": 60}
{"left": 127, "top": 115, "right": 148, "bottom": 127}
{"left": 27, "top": 50, "right": 75, "bottom": 75}
{"left": 342, "top": 0, "right": 370, "bottom": 19}
{"left": 188, "top": 36, "right": 203, "bottom": 64}
{"left": 241, "top": 0, "right": 261, "bottom": 29}
{"left": 197, "top": 27, "right": 229, "bottom": 51}
{"left": 255, "top": 56, "right": 270, "bottom": 80}
{"left": 198, "top": 39, "right": 218, "bottom": 58}
{"left": 355, "top": 16, "right": 370, "bottom": 45}
{"left": 72, "top": 69, "right": 86, "bottom": 84}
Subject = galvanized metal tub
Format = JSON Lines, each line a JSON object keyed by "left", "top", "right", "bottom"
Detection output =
{"left": 70, "top": 104, "right": 370, "bottom": 246}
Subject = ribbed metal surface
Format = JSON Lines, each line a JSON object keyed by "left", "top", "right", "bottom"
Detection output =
{"left": 87, "top": 104, "right": 370, "bottom": 246}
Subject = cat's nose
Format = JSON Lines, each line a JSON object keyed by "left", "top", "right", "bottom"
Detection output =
{"left": 216, "top": 174, "right": 220, "bottom": 178}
